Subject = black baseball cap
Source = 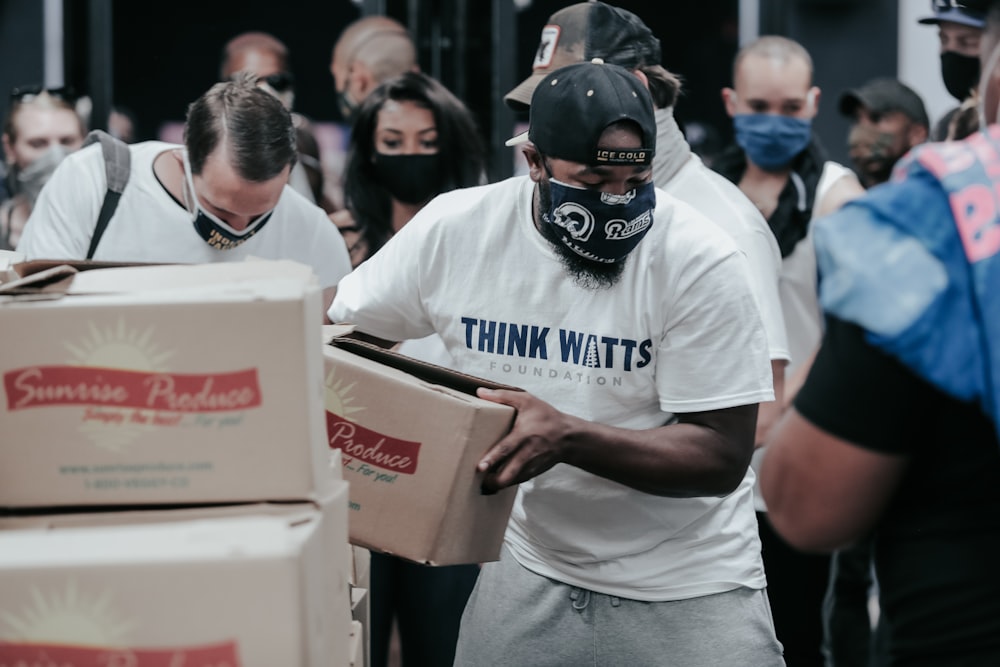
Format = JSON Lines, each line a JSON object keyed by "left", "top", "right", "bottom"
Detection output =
{"left": 838, "top": 78, "right": 931, "bottom": 128}
{"left": 506, "top": 59, "right": 656, "bottom": 166}
{"left": 918, "top": 0, "right": 986, "bottom": 27}
{"left": 504, "top": 1, "right": 661, "bottom": 111}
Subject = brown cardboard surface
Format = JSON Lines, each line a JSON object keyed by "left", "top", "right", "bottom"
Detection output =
{"left": 323, "top": 339, "right": 518, "bottom": 565}
{"left": 0, "top": 479, "right": 352, "bottom": 667}
{"left": 0, "top": 260, "right": 330, "bottom": 508}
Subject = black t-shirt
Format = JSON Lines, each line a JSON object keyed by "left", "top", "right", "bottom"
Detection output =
{"left": 796, "top": 316, "right": 1000, "bottom": 666}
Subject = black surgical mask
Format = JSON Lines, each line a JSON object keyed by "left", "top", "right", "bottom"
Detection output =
{"left": 941, "top": 51, "right": 981, "bottom": 102}
{"left": 182, "top": 150, "right": 274, "bottom": 250}
{"left": 372, "top": 153, "right": 444, "bottom": 205}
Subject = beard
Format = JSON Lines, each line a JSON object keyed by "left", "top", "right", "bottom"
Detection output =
{"left": 536, "top": 178, "right": 627, "bottom": 290}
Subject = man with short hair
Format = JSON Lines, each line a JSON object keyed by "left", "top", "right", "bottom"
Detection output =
{"left": 330, "top": 59, "right": 783, "bottom": 667}
{"left": 919, "top": 0, "right": 986, "bottom": 139}
{"left": 712, "top": 34, "right": 865, "bottom": 667}
{"left": 18, "top": 73, "right": 351, "bottom": 318}
{"left": 330, "top": 15, "right": 418, "bottom": 125}
{"left": 506, "top": 1, "right": 791, "bottom": 447}
{"left": 761, "top": 1, "right": 1000, "bottom": 663}
{"left": 839, "top": 77, "right": 930, "bottom": 189}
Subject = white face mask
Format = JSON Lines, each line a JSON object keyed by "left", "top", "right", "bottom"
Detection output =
{"left": 14, "top": 144, "right": 70, "bottom": 204}
{"left": 978, "top": 39, "right": 1000, "bottom": 129}
{"left": 181, "top": 150, "right": 274, "bottom": 250}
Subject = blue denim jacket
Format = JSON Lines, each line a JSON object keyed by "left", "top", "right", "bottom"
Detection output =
{"left": 813, "top": 126, "right": 1000, "bottom": 432}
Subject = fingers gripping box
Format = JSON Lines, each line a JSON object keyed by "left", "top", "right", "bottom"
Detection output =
{"left": 322, "top": 335, "right": 519, "bottom": 565}
{"left": 0, "top": 260, "right": 331, "bottom": 508}
{"left": 0, "top": 479, "right": 351, "bottom": 666}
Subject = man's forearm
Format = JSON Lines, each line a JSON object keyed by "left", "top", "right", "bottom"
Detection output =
{"left": 563, "top": 405, "right": 758, "bottom": 497}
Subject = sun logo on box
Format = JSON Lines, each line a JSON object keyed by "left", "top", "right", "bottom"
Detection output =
{"left": 0, "top": 580, "right": 135, "bottom": 647}
{"left": 65, "top": 319, "right": 174, "bottom": 451}
{"left": 324, "top": 367, "right": 365, "bottom": 418}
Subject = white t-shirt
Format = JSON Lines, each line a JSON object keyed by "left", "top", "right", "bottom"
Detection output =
{"left": 751, "top": 159, "right": 858, "bottom": 512}
{"left": 18, "top": 141, "right": 351, "bottom": 288}
{"left": 659, "top": 148, "right": 789, "bottom": 365}
{"left": 780, "top": 160, "right": 856, "bottom": 377}
{"left": 330, "top": 176, "right": 773, "bottom": 601}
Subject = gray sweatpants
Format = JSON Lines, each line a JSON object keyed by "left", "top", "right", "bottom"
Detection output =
{"left": 454, "top": 547, "right": 785, "bottom": 667}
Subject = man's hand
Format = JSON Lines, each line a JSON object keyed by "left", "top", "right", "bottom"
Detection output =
{"left": 476, "top": 388, "right": 573, "bottom": 494}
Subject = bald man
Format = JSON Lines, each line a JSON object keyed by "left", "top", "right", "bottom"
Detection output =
{"left": 712, "top": 35, "right": 864, "bottom": 667}
{"left": 219, "top": 31, "right": 326, "bottom": 208}
{"left": 330, "top": 15, "right": 418, "bottom": 123}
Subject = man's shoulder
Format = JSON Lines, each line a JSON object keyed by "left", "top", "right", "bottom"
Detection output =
{"left": 665, "top": 155, "right": 765, "bottom": 227}
{"left": 815, "top": 161, "right": 864, "bottom": 218}
{"left": 650, "top": 185, "right": 741, "bottom": 260}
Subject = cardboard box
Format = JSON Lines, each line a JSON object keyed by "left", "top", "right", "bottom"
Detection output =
{"left": 322, "top": 334, "right": 519, "bottom": 565}
{"left": 0, "top": 260, "right": 331, "bottom": 508}
{"left": 0, "top": 479, "right": 352, "bottom": 667}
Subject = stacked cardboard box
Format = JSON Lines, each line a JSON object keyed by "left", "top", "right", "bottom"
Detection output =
{"left": 0, "top": 259, "right": 354, "bottom": 666}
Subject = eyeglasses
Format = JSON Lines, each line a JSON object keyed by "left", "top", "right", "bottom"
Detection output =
{"left": 9, "top": 84, "right": 77, "bottom": 103}
{"left": 260, "top": 72, "right": 294, "bottom": 93}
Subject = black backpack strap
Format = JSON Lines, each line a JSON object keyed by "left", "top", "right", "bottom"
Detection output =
{"left": 82, "top": 129, "right": 131, "bottom": 259}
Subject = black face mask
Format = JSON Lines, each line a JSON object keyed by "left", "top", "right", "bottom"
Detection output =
{"left": 372, "top": 153, "right": 444, "bottom": 205}
{"left": 941, "top": 51, "right": 981, "bottom": 102}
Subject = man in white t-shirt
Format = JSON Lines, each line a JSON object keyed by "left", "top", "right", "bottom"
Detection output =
{"left": 330, "top": 60, "right": 783, "bottom": 666}
{"left": 505, "top": 1, "right": 790, "bottom": 446}
{"left": 18, "top": 73, "right": 351, "bottom": 317}
{"left": 713, "top": 35, "right": 865, "bottom": 667}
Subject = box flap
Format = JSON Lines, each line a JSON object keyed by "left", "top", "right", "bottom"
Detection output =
{"left": 13, "top": 258, "right": 164, "bottom": 278}
{"left": 0, "top": 263, "right": 79, "bottom": 294}
{"left": 2, "top": 258, "right": 317, "bottom": 297}
{"left": 66, "top": 259, "right": 317, "bottom": 294}
{"left": 329, "top": 337, "right": 522, "bottom": 396}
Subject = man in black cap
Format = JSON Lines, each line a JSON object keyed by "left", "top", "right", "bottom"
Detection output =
{"left": 919, "top": 0, "right": 987, "bottom": 139}
{"left": 507, "top": 1, "right": 791, "bottom": 453}
{"left": 839, "top": 77, "right": 930, "bottom": 188}
{"left": 330, "top": 60, "right": 783, "bottom": 666}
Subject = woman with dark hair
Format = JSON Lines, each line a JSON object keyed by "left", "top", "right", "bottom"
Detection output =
{"left": 331, "top": 70, "right": 487, "bottom": 267}
{"left": 331, "top": 71, "right": 488, "bottom": 667}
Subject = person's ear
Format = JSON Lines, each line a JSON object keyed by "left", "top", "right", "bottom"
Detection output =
{"left": 806, "top": 86, "right": 821, "bottom": 117}
{"left": 523, "top": 146, "right": 546, "bottom": 183}
{"left": 631, "top": 68, "right": 650, "bottom": 91}
{"left": 349, "top": 61, "right": 378, "bottom": 101}
{"left": 908, "top": 122, "right": 929, "bottom": 147}
{"left": 2, "top": 134, "right": 14, "bottom": 166}
{"left": 722, "top": 87, "right": 738, "bottom": 117}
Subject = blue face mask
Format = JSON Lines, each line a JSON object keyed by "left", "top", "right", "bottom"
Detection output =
{"left": 733, "top": 113, "right": 812, "bottom": 171}
{"left": 542, "top": 178, "right": 657, "bottom": 263}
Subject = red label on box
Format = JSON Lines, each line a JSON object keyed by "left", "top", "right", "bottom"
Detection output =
{"left": 3, "top": 366, "right": 262, "bottom": 413}
{"left": 326, "top": 412, "right": 420, "bottom": 475}
{"left": 0, "top": 639, "right": 241, "bottom": 666}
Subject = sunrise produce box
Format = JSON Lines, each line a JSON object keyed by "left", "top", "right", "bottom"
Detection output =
{"left": 322, "top": 330, "right": 519, "bottom": 565}
{"left": 0, "top": 479, "right": 352, "bottom": 667}
{"left": 0, "top": 259, "right": 331, "bottom": 508}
